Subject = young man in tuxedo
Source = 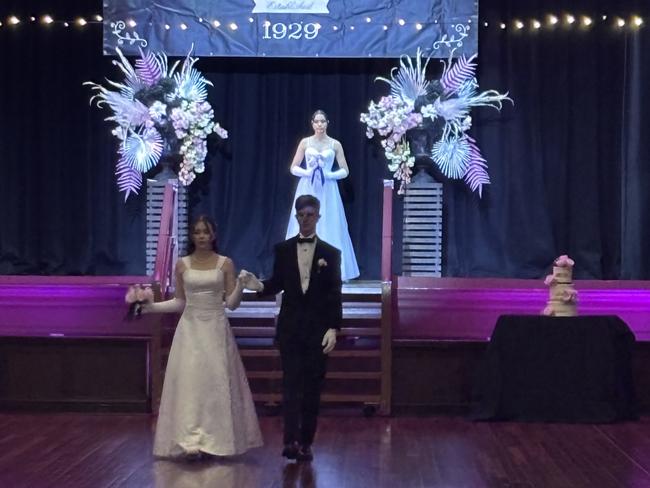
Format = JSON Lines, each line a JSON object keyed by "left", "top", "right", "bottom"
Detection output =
{"left": 243, "top": 194, "right": 342, "bottom": 462}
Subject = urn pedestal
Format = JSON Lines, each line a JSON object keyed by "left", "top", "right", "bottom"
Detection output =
{"left": 401, "top": 129, "right": 443, "bottom": 277}
{"left": 145, "top": 158, "right": 188, "bottom": 278}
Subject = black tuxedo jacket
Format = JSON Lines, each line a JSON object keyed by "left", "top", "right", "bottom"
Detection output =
{"left": 261, "top": 236, "right": 342, "bottom": 345}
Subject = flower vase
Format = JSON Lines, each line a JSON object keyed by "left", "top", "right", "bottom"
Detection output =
{"left": 406, "top": 126, "right": 434, "bottom": 160}
{"left": 405, "top": 128, "right": 445, "bottom": 183}
{"left": 153, "top": 152, "right": 181, "bottom": 182}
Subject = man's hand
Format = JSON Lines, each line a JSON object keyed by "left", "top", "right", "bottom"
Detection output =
{"left": 238, "top": 270, "right": 264, "bottom": 291}
{"left": 321, "top": 328, "right": 337, "bottom": 354}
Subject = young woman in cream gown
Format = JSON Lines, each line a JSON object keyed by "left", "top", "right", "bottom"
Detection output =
{"left": 142, "top": 216, "right": 262, "bottom": 459}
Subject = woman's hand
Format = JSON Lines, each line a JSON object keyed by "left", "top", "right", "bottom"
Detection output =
{"left": 239, "top": 270, "right": 264, "bottom": 292}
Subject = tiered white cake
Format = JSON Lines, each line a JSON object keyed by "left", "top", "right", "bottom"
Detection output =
{"left": 543, "top": 256, "right": 578, "bottom": 316}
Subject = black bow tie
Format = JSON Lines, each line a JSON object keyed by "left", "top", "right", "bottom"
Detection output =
{"left": 297, "top": 236, "right": 315, "bottom": 244}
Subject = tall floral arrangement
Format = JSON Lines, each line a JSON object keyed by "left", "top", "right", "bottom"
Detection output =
{"left": 361, "top": 49, "right": 511, "bottom": 195}
{"left": 85, "top": 48, "right": 227, "bottom": 200}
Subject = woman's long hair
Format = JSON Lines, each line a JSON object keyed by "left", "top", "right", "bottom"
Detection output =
{"left": 186, "top": 215, "right": 219, "bottom": 254}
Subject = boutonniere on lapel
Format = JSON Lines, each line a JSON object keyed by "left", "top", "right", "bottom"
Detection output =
{"left": 317, "top": 258, "right": 328, "bottom": 273}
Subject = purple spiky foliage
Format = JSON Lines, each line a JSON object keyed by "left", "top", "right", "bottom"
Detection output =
{"left": 115, "top": 159, "right": 143, "bottom": 201}
{"left": 462, "top": 135, "right": 490, "bottom": 197}
{"left": 441, "top": 55, "right": 477, "bottom": 95}
{"left": 135, "top": 50, "right": 163, "bottom": 87}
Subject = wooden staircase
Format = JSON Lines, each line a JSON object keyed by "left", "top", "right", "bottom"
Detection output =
{"left": 229, "top": 280, "right": 391, "bottom": 415}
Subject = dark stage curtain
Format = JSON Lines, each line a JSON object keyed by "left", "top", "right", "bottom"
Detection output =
{"left": 1, "top": 0, "right": 649, "bottom": 279}
{"left": 0, "top": 0, "right": 146, "bottom": 275}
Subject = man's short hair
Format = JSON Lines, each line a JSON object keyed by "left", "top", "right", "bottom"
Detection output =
{"left": 295, "top": 194, "right": 320, "bottom": 212}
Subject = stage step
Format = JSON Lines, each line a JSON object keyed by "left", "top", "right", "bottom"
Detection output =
{"left": 227, "top": 302, "right": 381, "bottom": 320}
{"left": 253, "top": 393, "right": 381, "bottom": 404}
{"left": 239, "top": 349, "right": 380, "bottom": 358}
{"left": 247, "top": 371, "right": 382, "bottom": 380}
{"left": 231, "top": 326, "right": 381, "bottom": 337}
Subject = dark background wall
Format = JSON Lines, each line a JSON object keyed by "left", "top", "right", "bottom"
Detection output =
{"left": 1, "top": 0, "right": 649, "bottom": 279}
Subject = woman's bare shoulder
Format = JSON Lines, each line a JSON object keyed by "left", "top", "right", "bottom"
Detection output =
{"left": 330, "top": 137, "right": 342, "bottom": 148}
{"left": 175, "top": 258, "right": 187, "bottom": 273}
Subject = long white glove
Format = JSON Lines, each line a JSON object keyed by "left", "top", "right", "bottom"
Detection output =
{"left": 239, "top": 270, "right": 264, "bottom": 292}
{"left": 225, "top": 280, "right": 244, "bottom": 311}
{"left": 141, "top": 298, "right": 185, "bottom": 314}
{"left": 322, "top": 328, "right": 337, "bottom": 354}
{"left": 323, "top": 168, "right": 348, "bottom": 180}
{"left": 290, "top": 165, "right": 314, "bottom": 178}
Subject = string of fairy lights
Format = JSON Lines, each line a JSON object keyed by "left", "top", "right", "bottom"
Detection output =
{"left": 0, "top": 12, "right": 645, "bottom": 32}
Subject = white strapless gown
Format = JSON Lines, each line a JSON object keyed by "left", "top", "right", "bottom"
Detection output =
{"left": 286, "top": 144, "right": 360, "bottom": 280}
{"left": 153, "top": 256, "right": 263, "bottom": 458}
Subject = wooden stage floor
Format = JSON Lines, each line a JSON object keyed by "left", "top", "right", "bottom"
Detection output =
{"left": 2, "top": 412, "right": 650, "bottom": 488}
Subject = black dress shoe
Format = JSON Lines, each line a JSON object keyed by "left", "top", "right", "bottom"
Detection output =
{"left": 296, "top": 445, "right": 313, "bottom": 462}
{"left": 281, "top": 442, "right": 299, "bottom": 459}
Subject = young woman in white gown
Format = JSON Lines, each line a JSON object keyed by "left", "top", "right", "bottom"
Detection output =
{"left": 286, "top": 110, "right": 360, "bottom": 280}
{"left": 142, "top": 216, "right": 263, "bottom": 459}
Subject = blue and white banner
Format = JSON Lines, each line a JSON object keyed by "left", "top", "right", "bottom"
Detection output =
{"left": 103, "top": 0, "right": 478, "bottom": 58}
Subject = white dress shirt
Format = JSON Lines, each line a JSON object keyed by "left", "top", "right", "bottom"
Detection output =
{"left": 297, "top": 234, "right": 317, "bottom": 293}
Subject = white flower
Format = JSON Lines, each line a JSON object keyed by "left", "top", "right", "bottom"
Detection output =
{"left": 214, "top": 123, "right": 228, "bottom": 139}
{"left": 461, "top": 115, "right": 472, "bottom": 131}
{"left": 111, "top": 126, "right": 128, "bottom": 140}
{"left": 149, "top": 101, "right": 167, "bottom": 122}
{"left": 420, "top": 103, "right": 438, "bottom": 120}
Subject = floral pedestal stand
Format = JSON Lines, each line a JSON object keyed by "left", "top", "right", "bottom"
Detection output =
{"left": 401, "top": 131, "right": 443, "bottom": 277}
{"left": 145, "top": 156, "right": 188, "bottom": 278}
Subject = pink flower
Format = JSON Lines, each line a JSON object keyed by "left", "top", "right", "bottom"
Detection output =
{"left": 543, "top": 274, "right": 556, "bottom": 286}
{"left": 562, "top": 289, "right": 578, "bottom": 303}
{"left": 125, "top": 285, "right": 138, "bottom": 304}
{"left": 554, "top": 255, "right": 575, "bottom": 267}
{"left": 125, "top": 284, "right": 154, "bottom": 304}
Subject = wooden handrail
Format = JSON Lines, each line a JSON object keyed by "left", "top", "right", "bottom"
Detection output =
{"left": 152, "top": 181, "right": 177, "bottom": 297}
{"left": 380, "top": 179, "right": 394, "bottom": 415}
{"left": 150, "top": 180, "right": 178, "bottom": 413}
{"left": 381, "top": 179, "right": 394, "bottom": 281}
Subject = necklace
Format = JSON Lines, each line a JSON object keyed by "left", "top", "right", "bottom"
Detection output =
{"left": 192, "top": 253, "right": 214, "bottom": 263}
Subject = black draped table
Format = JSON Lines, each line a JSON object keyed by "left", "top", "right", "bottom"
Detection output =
{"left": 472, "top": 315, "right": 637, "bottom": 422}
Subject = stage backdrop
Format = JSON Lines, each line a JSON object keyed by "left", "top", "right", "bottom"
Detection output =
{"left": 102, "top": 0, "right": 478, "bottom": 58}
{"left": 1, "top": 0, "right": 649, "bottom": 280}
